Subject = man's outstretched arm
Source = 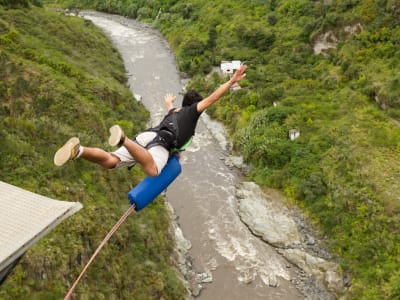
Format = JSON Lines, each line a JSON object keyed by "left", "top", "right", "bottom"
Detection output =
{"left": 197, "top": 64, "right": 247, "bottom": 113}
{"left": 164, "top": 93, "right": 176, "bottom": 112}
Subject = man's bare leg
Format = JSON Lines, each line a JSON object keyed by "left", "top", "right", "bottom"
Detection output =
{"left": 80, "top": 147, "right": 120, "bottom": 169}
{"left": 82, "top": 141, "right": 158, "bottom": 176}
{"left": 54, "top": 137, "right": 120, "bottom": 168}
{"left": 108, "top": 124, "right": 158, "bottom": 177}
{"left": 122, "top": 138, "right": 158, "bottom": 177}
{"left": 54, "top": 130, "right": 157, "bottom": 175}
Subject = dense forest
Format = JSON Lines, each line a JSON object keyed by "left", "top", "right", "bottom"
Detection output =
{"left": 1, "top": 0, "right": 400, "bottom": 298}
{"left": 0, "top": 1, "right": 187, "bottom": 299}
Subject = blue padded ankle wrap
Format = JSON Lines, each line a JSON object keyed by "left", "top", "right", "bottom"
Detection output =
{"left": 128, "top": 155, "right": 181, "bottom": 211}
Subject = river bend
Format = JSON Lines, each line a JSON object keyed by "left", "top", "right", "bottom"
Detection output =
{"left": 83, "top": 12, "right": 311, "bottom": 300}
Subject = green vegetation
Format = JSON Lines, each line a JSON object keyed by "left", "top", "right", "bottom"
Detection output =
{"left": 3, "top": 0, "right": 400, "bottom": 298}
{"left": 0, "top": 3, "right": 186, "bottom": 299}
{"left": 44, "top": 0, "right": 400, "bottom": 298}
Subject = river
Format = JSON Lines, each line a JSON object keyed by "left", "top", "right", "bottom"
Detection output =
{"left": 81, "top": 11, "right": 323, "bottom": 300}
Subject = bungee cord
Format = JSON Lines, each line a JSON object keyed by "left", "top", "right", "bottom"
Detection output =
{"left": 64, "top": 204, "right": 136, "bottom": 300}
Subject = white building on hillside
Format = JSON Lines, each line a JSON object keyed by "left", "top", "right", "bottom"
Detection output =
{"left": 289, "top": 129, "right": 300, "bottom": 140}
{"left": 220, "top": 60, "right": 241, "bottom": 76}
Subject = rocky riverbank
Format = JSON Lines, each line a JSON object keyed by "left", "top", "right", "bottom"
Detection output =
{"left": 162, "top": 99, "right": 345, "bottom": 299}
{"left": 167, "top": 203, "right": 213, "bottom": 297}
{"left": 168, "top": 161, "right": 346, "bottom": 299}
{"left": 207, "top": 110, "right": 345, "bottom": 298}
{"left": 168, "top": 116, "right": 345, "bottom": 299}
{"left": 235, "top": 181, "right": 344, "bottom": 298}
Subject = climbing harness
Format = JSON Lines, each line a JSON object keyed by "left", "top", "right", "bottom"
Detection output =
{"left": 145, "top": 128, "right": 177, "bottom": 151}
{"left": 64, "top": 205, "right": 136, "bottom": 300}
{"left": 145, "top": 108, "right": 181, "bottom": 152}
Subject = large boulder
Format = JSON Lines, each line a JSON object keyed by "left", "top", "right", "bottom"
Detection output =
{"left": 280, "top": 249, "right": 343, "bottom": 293}
{"left": 236, "top": 182, "right": 301, "bottom": 248}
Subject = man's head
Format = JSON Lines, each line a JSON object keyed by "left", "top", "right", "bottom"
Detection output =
{"left": 182, "top": 90, "right": 203, "bottom": 107}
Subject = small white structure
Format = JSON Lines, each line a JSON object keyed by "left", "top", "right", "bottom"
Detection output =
{"left": 0, "top": 181, "right": 82, "bottom": 283}
{"left": 220, "top": 60, "right": 242, "bottom": 91}
{"left": 220, "top": 60, "right": 241, "bottom": 76}
{"left": 289, "top": 129, "right": 300, "bottom": 140}
{"left": 134, "top": 94, "right": 142, "bottom": 101}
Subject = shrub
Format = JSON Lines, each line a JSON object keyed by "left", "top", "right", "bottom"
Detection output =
{"left": 267, "top": 13, "right": 278, "bottom": 26}
{"left": 0, "top": 0, "right": 29, "bottom": 8}
{"left": 236, "top": 24, "right": 275, "bottom": 51}
{"left": 297, "top": 171, "right": 327, "bottom": 201}
{"left": 181, "top": 37, "right": 206, "bottom": 57}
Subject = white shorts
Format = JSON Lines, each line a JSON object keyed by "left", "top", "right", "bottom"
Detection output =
{"left": 111, "top": 131, "right": 169, "bottom": 174}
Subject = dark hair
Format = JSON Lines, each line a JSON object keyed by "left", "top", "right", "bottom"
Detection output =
{"left": 182, "top": 90, "right": 203, "bottom": 107}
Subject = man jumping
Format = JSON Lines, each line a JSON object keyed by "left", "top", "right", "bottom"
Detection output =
{"left": 54, "top": 65, "right": 247, "bottom": 177}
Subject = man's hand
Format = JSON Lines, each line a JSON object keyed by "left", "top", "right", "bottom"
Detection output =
{"left": 229, "top": 64, "right": 247, "bottom": 85}
{"left": 197, "top": 64, "right": 248, "bottom": 113}
{"left": 164, "top": 93, "right": 176, "bottom": 111}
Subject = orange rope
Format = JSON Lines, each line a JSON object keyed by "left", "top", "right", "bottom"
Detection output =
{"left": 64, "top": 205, "right": 136, "bottom": 300}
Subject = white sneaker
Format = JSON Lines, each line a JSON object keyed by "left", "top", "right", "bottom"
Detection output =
{"left": 108, "top": 125, "right": 125, "bottom": 147}
{"left": 54, "top": 137, "right": 80, "bottom": 166}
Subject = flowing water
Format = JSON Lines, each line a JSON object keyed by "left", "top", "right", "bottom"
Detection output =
{"left": 82, "top": 12, "right": 305, "bottom": 299}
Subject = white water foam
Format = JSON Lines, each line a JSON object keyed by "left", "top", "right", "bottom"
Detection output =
{"left": 200, "top": 113, "right": 230, "bottom": 151}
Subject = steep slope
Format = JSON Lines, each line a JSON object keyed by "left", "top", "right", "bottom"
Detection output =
{"left": 0, "top": 3, "right": 186, "bottom": 299}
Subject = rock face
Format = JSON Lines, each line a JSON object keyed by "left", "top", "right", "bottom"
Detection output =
{"left": 313, "top": 31, "right": 338, "bottom": 55}
{"left": 166, "top": 203, "right": 213, "bottom": 298}
{"left": 235, "top": 181, "right": 344, "bottom": 295}
{"left": 237, "top": 182, "right": 301, "bottom": 248}
{"left": 166, "top": 203, "right": 193, "bottom": 296}
{"left": 313, "top": 23, "right": 363, "bottom": 55}
{"left": 280, "top": 249, "right": 343, "bottom": 293}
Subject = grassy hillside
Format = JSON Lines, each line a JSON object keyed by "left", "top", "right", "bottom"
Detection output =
{"left": 44, "top": 0, "right": 400, "bottom": 298}
{"left": 0, "top": 2, "right": 186, "bottom": 299}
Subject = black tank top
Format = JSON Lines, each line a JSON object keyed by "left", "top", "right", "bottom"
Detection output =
{"left": 155, "top": 103, "right": 201, "bottom": 149}
{"left": 174, "top": 103, "right": 202, "bottom": 148}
